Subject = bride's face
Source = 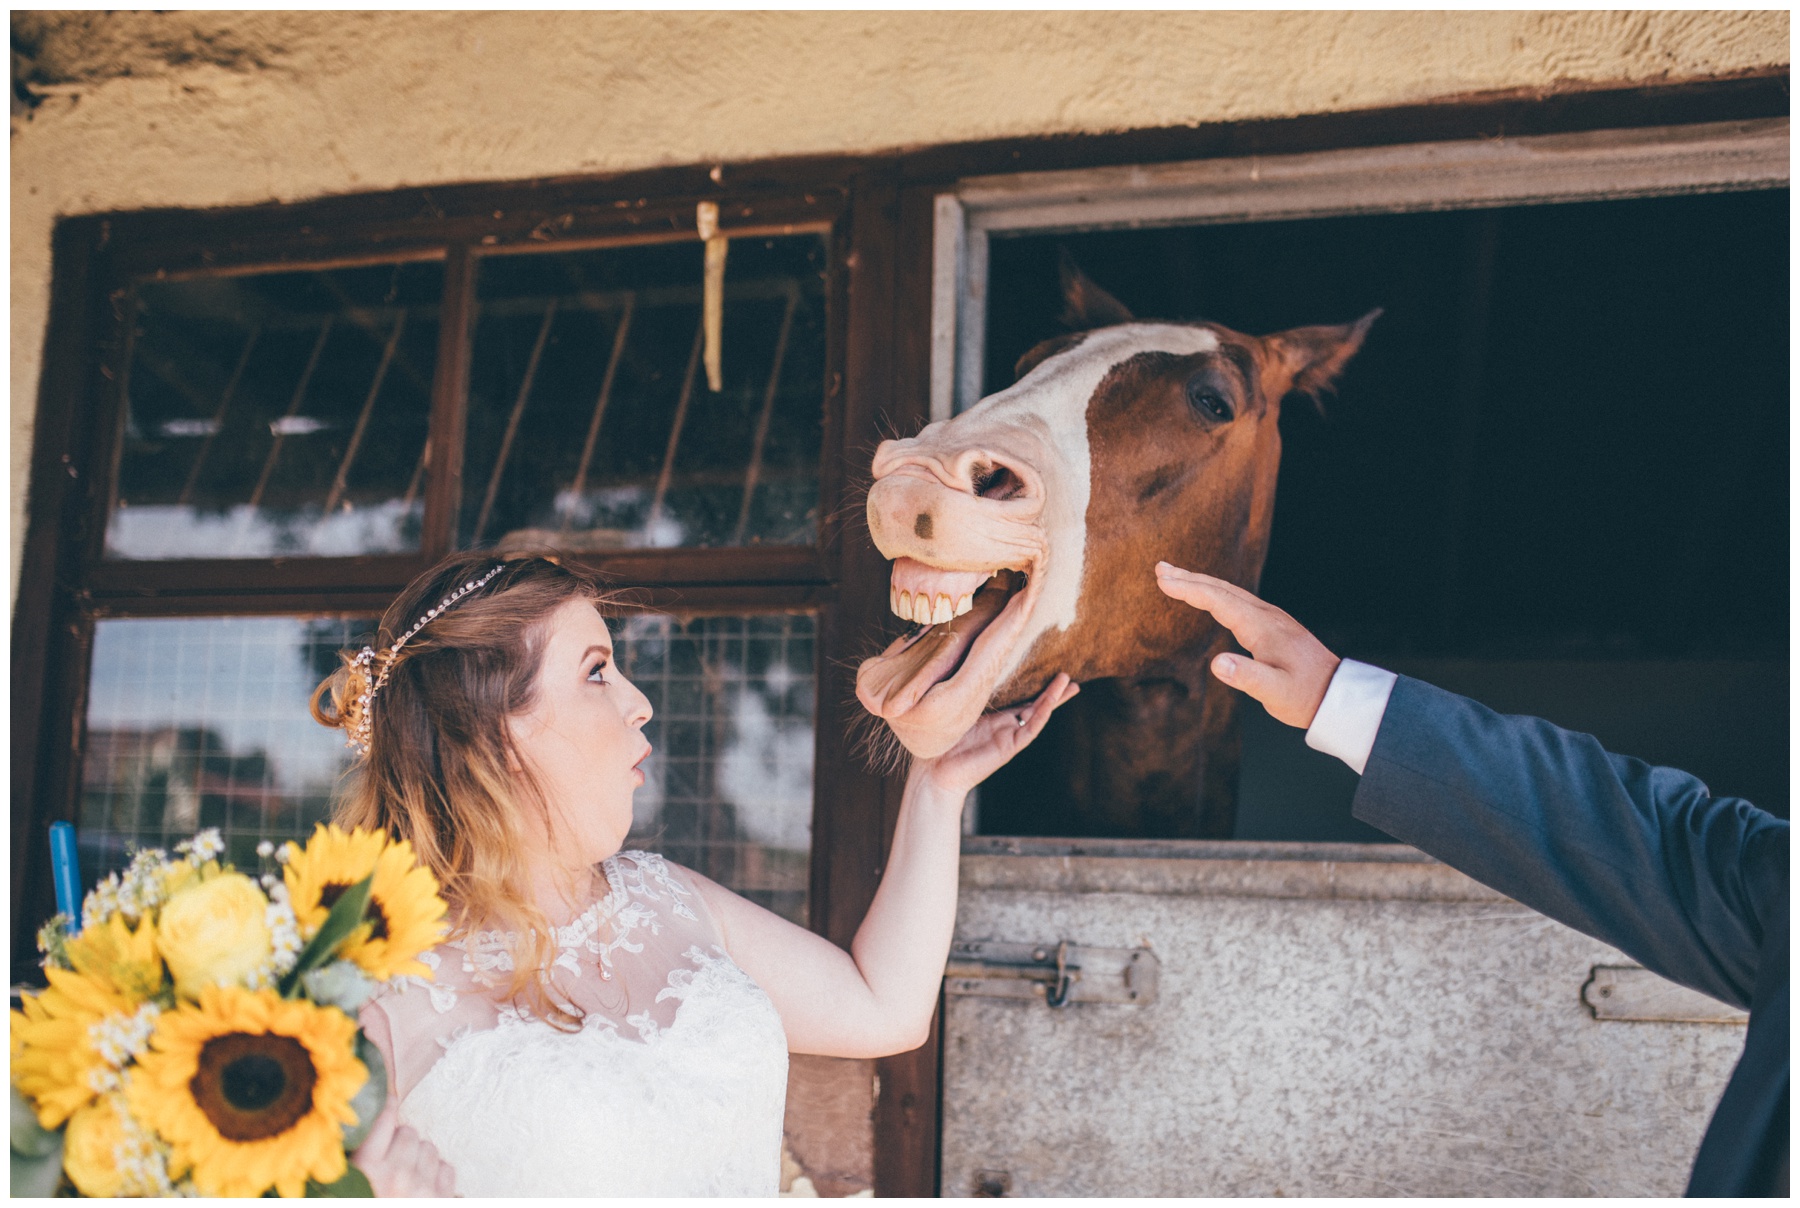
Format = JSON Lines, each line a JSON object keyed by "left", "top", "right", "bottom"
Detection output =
{"left": 508, "top": 598, "right": 654, "bottom": 868}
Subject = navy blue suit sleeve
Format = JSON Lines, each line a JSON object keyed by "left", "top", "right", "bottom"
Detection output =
{"left": 1352, "top": 675, "right": 1788, "bottom": 1010}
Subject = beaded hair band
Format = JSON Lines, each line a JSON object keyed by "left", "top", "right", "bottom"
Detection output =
{"left": 344, "top": 563, "right": 507, "bottom": 756}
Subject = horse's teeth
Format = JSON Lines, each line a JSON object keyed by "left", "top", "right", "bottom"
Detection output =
{"left": 893, "top": 574, "right": 989, "bottom": 624}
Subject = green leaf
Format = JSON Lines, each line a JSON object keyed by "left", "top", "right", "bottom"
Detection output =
{"left": 280, "top": 874, "right": 374, "bottom": 998}
{"left": 302, "top": 960, "right": 381, "bottom": 1015}
{"left": 340, "top": 1033, "right": 387, "bottom": 1153}
{"left": 9, "top": 1092, "right": 72, "bottom": 1197}
{"left": 9, "top": 1149, "right": 63, "bottom": 1199}
{"left": 306, "top": 1163, "right": 374, "bottom": 1197}
{"left": 10, "top": 1087, "right": 60, "bottom": 1159}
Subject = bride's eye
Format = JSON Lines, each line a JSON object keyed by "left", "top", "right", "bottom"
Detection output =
{"left": 587, "top": 661, "right": 610, "bottom": 685}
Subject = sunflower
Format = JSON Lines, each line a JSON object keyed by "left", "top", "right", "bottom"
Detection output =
{"left": 63, "top": 911, "right": 165, "bottom": 1005}
{"left": 11, "top": 965, "right": 135, "bottom": 1128}
{"left": 127, "top": 984, "right": 366, "bottom": 1198}
{"left": 283, "top": 824, "right": 447, "bottom": 979}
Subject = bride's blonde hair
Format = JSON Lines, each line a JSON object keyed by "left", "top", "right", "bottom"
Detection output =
{"left": 312, "top": 552, "right": 621, "bottom": 1023}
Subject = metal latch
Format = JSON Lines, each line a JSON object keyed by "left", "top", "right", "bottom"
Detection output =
{"left": 944, "top": 939, "right": 1159, "bottom": 1007}
{"left": 1582, "top": 965, "right": 1748, "bottom": 1024}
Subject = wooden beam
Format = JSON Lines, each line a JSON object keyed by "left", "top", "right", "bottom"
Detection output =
{"left": 419, "top": 245, "right": 476, "bottom": 557}
{"left": 563, "top": 293, "right": 637, "bottom": 532}
{"left": 732, "top": 285, "right": 799, "bottom": 545}
{"left": 322, "top": 309, "right": 406, "bottom": 516}
{"left": 247, "top": 316, "right": 334, "bottom": 509}
{"left": 646, "top": 316, "right": 704, "bottom": 533}
{"left": 178, "top": 323, "right": 261, "bottom": 506}
{"left": 12, "top": 217, "right": 107, "bottom": 983}
{"left": 471, "top": 298, "right": 557, "bottom": 545}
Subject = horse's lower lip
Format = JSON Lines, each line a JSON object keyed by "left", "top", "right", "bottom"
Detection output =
{"left": 855, "top": 571, "right": 1036, "bottom": 756}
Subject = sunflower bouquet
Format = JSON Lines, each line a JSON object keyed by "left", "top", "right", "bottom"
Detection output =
{"left": 11, "top": 825, "right": 447, "bottom": 1197}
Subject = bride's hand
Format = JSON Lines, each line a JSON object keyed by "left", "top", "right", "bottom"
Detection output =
{"left": 913, "top": 673, "right": 1079, "bottom": 799}
{"left": 354, "top": 1102, "right": 459, "bottom": 1197}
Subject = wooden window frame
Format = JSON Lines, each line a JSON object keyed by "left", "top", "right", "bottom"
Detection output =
{"left": 14, "top": 166, "right": 882, "bottom": 958}
{"left": 932, "top": 116, "right": 1788, "bottom": 420}
{"left": 14, "top": 73, "right": 1785, "bottom": 1197}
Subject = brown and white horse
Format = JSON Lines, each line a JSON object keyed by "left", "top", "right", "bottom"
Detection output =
{"left": 857, "top": 265, "right": 1376, "bottom": 835}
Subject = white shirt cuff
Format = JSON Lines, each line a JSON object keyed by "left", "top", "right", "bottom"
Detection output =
{"left": 1304, "top": 659, "right": 1398, "bottom": 776}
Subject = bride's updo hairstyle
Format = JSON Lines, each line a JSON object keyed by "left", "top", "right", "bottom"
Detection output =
{"left": 312, "top": 551, "right": 620, "bottom": 1016}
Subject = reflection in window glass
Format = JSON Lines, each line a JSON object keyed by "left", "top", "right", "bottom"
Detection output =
{"left": 107, "top": 262, "right": 443, "bottom": 560}
{"left": 76, "top": 611, "right": 816, "bottom": 926}
{"left": 79, "top": 616, "right": 374, "bottom": 886}
{"left": 619, "top": 613, "right": 815, "bottom": 926}
{"left": 462, "top": 237, "right": 827, "bottom": 552}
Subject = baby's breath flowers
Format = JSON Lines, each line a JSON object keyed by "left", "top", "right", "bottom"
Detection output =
{"left": 11, "top": 824, "right": 450, "bottom": 1198}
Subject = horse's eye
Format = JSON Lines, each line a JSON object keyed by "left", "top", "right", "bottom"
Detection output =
{"left": 1186, "top": 379, "right": 1234, "bottom": 422}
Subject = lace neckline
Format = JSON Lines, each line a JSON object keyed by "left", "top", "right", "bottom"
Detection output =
{"left": 546, "top": 858, "right": 628, "bottom": 952}
{"left": 432, "top": 850, "right": 701, "bottom": 989}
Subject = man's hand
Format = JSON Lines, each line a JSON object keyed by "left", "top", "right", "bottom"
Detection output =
{"left": 1154, "top": 562, "right": 1339, "bottom": 730}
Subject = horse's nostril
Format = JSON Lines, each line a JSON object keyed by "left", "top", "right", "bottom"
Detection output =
{"left": 972, "top": 464, "right": 1024, "bottom": 501}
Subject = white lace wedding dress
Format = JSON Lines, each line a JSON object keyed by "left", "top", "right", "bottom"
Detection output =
{"left": 361, "top": 851, "right": 789, "bottom": 1197}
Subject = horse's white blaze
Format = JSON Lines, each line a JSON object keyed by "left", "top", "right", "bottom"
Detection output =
{"left": 955, "top": 323, "right": 1221, "bottom": 686}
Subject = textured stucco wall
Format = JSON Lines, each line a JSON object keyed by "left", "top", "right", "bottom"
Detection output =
{"left": 7, "top": 10, "right": 1789, "bottom": 598}
{"left": 942, "top": 851, "right": 1743, "bottom": 1197}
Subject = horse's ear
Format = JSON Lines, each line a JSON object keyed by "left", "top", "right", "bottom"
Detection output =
{"left": 1267, "top": 308, "right": 1381, "bottom": 402}
{"left": 1013, "top": 332, "right": 1087, "bottom": 381}
{"left": 1058, "top": 248, "right": 1134, "bottom": 330}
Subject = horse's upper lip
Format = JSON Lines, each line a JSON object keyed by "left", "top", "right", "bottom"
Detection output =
{"left": 864, "top": 470, "right": 1045, "bottom": 571}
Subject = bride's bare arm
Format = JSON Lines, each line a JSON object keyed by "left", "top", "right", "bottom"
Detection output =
{"left": 691, "top": 674, "right": 1077, "bottom": 1057}
{"left": 354, "top": 1102, "right": 459, "bottom": 1197}
{"left": 352, "top": 1000, "right": 459, "bottom": 1196}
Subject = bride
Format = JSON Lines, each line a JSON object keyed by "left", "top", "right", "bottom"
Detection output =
{"left": 312, "top": 553, "right": 1076, "bottom": 1196}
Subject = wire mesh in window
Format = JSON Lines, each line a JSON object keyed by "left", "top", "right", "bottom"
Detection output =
{"left": 105, "top": 261, "right": 444, "bottom": 560}
{"left": 618, "top": 613, "right": 815, "bottom": 927}
{"left": 76, "top": 610, "right": 816, "bottom": 927}
{"left": 461, "top": 236, "right": 827, "bottom": 552}
{"left": 78, "top": 616, "right": 376, "bottom": 889}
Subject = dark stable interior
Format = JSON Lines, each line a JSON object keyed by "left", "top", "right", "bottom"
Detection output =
{"left": 976, "top": 188, "right": 1789, "bottom": 840}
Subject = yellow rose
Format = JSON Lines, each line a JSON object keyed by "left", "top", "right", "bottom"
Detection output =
{"left": 156, "top": 872, "right": 273, "bottom": 998}
{"left": 63, "top": 1092, "right": 174, "bottom": 1196}
{"left": 63, "top": 1094, "right": 128, "bottom": 1197}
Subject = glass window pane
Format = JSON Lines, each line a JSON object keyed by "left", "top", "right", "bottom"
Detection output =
{"left": 79, "top": 616, "right": 375, "bottom": 886}
{"left": 461, "top": 237, "right": 826, "bottom": 551}
{"left": 106, "top": 261, "right": 443, "bottom": 560}
{"left": 619, "top": 613, "right": 815, "bottom": 926}
{"left": 76, "top": 610, "right": 816, "bottom": 927}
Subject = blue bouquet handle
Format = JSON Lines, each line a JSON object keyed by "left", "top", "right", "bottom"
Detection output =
{"left": 48, "top": 822, "right": 80, "bottom": 919}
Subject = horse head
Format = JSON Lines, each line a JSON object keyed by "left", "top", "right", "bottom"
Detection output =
{"left": 858, "top": 261, "right": 1377, "bottom": 760}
